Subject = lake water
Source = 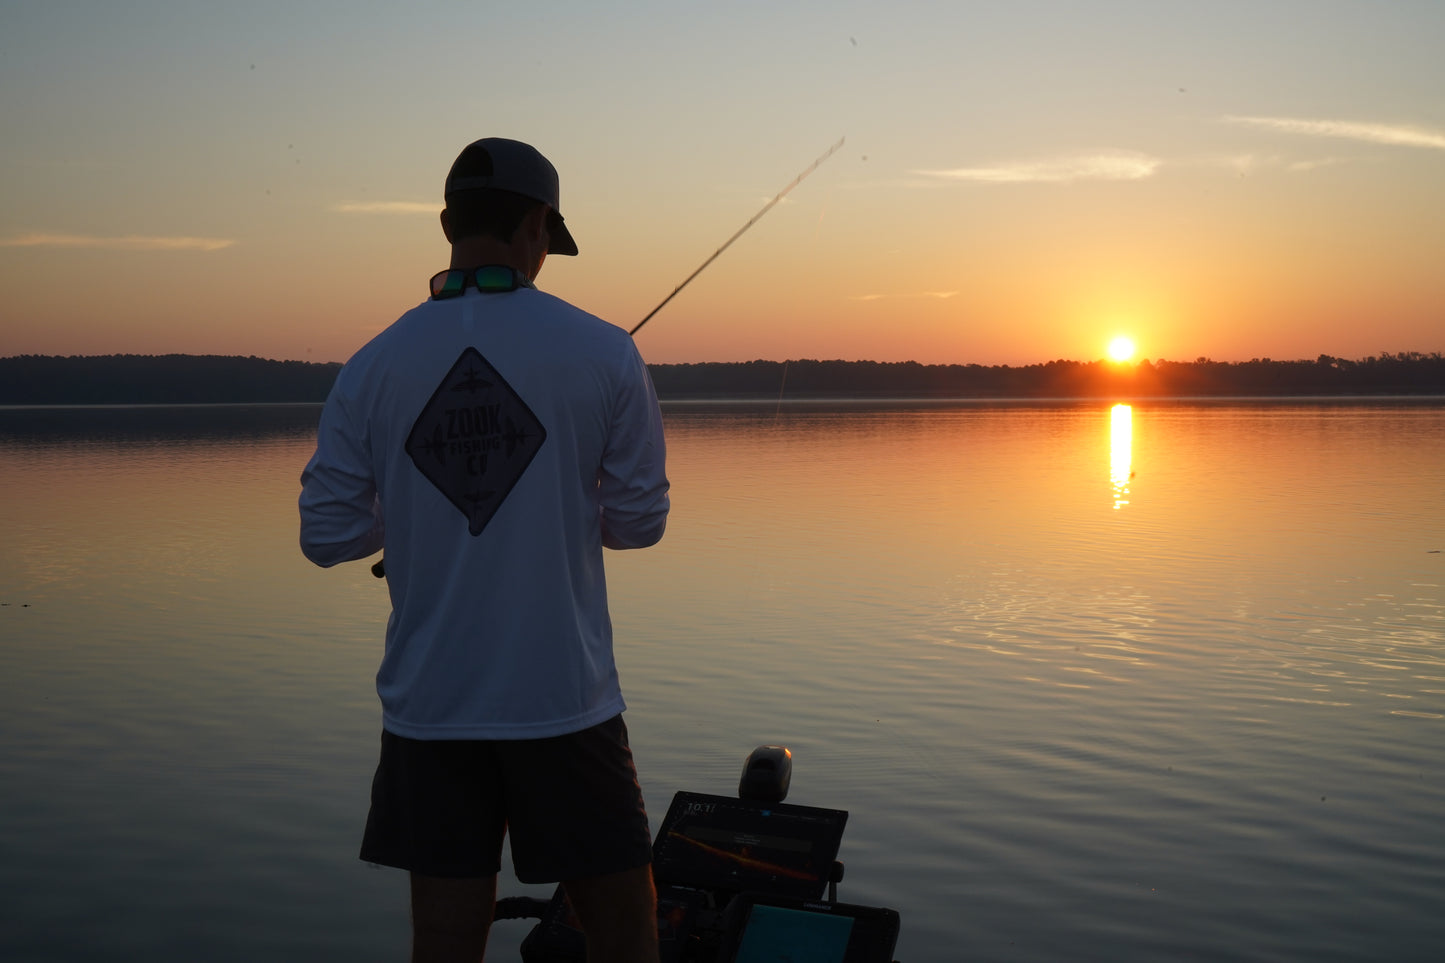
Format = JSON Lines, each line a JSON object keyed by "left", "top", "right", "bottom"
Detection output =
{"left": 1, "top": 400, "right": 1443, "bottom": 962}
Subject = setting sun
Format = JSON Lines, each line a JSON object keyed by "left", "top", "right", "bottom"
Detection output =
{"left": 1107, "top": 336, "right": 1136, "bottom": 362}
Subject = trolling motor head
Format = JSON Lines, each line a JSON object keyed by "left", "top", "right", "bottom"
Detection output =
{"left": 738, "top": 745, "right": 792, "bottom": 803}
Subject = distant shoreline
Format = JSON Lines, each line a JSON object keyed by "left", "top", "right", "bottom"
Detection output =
{"left": 2, "top": 353, "right": 1443, "bottom": 405}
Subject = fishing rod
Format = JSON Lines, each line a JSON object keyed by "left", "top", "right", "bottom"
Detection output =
{"left": 369, "top": 139, "right": 843, "bottom": 580}
{"left": 629, "top": 136, "right": 845, "bottom": 336}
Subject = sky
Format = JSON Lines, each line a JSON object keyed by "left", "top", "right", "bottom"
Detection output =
{"left": 1, "top": 0, "right": 1442, "bottom": 366}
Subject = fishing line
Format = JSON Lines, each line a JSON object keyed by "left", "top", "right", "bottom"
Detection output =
{"left": 621, "top": 140, "right": 846, "bottom": 679}
{"left": 625, "top": 139, "right": 846, "bottom": 635}
{"left": 629, "top": 137, "right": 845, "bottom": 336}
{"left": 773, "top": 361, "right": 790, "bottom": 418}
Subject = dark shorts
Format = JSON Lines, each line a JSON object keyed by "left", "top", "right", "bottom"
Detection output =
{"left": 359, "top": 715, "right": 652, "bottom": 883}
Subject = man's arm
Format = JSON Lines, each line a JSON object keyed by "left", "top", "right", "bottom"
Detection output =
{"left": 299, "top": 391, "right": 385, "bottom": 567}
{"left": 598, "top": 347, "right": 669, "bottom": 550}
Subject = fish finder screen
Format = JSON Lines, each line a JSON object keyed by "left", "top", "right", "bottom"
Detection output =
{"left": 731, "top": 904, "right": 854, "bottom": 963}
{"left": 651, "top": 792, "right": 848, "bottom": 899}
{"left": 720, "top": 895, "right": 902, "bottom": 963}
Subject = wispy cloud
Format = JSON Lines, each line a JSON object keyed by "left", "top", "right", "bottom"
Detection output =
{"left": 1199, "top": 153, "right": 1286, "bottom": 176}
{"left": 1180, "top": 152, "right": 1349, "bottom": 176}
{"left": 850, "top": 291, "right": 958, "bottom": 302}
{"left": 1225, "top": 116, "right": 1445, "bottom": 151}
{"left": 0, "top": 233, "right": 234, "bottom": 251}
{"left": 1288, "top": 157, "right": 1347, "bottom": 172}
{"left": 332, "top": 201, "right": 438, "bottom": 214}
{"left": 912, "top": 151, "right": 1161, "bottom": 184}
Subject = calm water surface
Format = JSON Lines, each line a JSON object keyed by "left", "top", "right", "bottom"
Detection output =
{"left": 1, "top": 401, "right": 1442, "bottom": 962}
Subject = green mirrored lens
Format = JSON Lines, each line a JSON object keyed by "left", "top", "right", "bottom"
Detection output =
{"left": 472, "top": 265, "right": 518, "bottom": 292}
{"left": 430, "top": 270, "right": 466, "bottom": 299}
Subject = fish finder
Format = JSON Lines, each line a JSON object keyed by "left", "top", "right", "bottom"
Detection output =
{"left": 719, "top": 892, "right": 901, "bottom": 963}
{"left": 516, "top": 746, "right": 901, "bottom": 963}
{"left": 651, "top": 791, "right": 847, "bottom": 901}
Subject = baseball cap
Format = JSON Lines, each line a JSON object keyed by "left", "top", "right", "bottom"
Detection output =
{"left": 444, "top": 138, "right": 578, "bottom": 256}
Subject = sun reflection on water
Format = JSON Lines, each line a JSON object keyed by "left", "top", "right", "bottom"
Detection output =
{"left": 1110, "top": 404, "right": 1132, "bottom": 509}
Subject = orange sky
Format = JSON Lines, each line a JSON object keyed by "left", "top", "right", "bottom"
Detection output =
{"left": 2, "top": 2, "right": 1442, "bottom": 366}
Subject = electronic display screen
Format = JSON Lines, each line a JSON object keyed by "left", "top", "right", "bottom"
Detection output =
{"left": 731, "top": 904, "right": 854, "bottom": 963}
{"left": 720, "top": 894, "right": 901, "bottom": 963}
{"left": 651, "top": 792, "right": 848, "bottom": 900}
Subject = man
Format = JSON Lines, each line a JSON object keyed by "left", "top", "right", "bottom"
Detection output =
{"left": 300, "top": 137, "right": 669, "bottom": 963}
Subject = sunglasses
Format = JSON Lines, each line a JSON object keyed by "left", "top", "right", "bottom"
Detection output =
{"left": 429, "top": 265, "right": 530, "bottom": 300}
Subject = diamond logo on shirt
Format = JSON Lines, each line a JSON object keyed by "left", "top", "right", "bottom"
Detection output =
{"left": 405, "top": 347, "right": 546, "bottom": 536}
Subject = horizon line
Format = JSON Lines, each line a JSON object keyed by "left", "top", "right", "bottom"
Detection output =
{"left": 4, "top": 351, "right": 1442, "bottom": 367}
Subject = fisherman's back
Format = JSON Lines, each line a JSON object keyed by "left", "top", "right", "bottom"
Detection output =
{"left": 302, "top": 284, "right": 668, "bottom": 739}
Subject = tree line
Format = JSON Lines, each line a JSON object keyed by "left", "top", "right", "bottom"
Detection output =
{"left": 648, "top": 353, "right": 1445, "bottom": 398}
{"left": 2, "top": 352, "right": 1443, "bottom": 405}
{"left": 0, "top": 354, "right": 344, "bottom": 405}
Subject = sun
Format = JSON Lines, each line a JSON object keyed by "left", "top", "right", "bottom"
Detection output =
{"left": 1107, "top": 336, "right": 1136, "bottom": 362}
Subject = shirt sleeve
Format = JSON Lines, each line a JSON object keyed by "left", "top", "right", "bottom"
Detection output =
{"left": 598, "top": 343, "right": 670, "bottom": 550}
{"left": 299, "top": 385, "right": 385, "bottom": 567}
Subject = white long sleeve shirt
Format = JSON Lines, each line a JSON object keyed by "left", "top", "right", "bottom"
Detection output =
{"left": 299, "top": 284, "right": 669, "bottom": 739}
